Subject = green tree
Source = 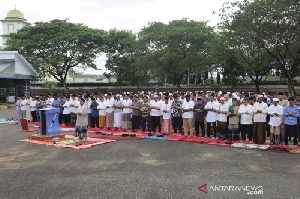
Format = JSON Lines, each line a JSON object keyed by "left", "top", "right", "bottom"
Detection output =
{"left": 138, "top": 19, "right": 215, "bottom": 89}
{"left": 103, "top": 29, "right": 149, "bottom": 91}
{"left": 218, "top": 0, "right": 300, "bottom": 95}
{"left": 5, "top": 19, "right": 104, "bottom": 92}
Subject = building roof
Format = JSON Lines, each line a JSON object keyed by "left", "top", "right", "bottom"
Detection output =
{"left": 6, "top": 9, "right": 25, "bottom": 19}
{"left": 0, "top": 51, "right": 38, "bottom": 80}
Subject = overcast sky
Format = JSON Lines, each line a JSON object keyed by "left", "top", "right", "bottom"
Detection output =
{"left": 0, "top": 0, "right": 234, "bottom": 74}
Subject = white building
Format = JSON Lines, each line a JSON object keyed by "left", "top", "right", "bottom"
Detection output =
{"left": 0, "top": 8, "right": 30, "bottom": 49}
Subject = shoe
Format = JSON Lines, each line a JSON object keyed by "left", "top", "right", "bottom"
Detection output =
{"left": 148, "top": 132, "right": 153, "bottom": 136}
{"left": 157, "top": 134, "right": 164, "bottom": 137}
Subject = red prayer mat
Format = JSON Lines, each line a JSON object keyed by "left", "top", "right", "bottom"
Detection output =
{"left": 20, "top": 135, "right": 115, "bottom": 149}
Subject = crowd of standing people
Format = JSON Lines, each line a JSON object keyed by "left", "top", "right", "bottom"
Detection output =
{"left": 15, "top": 90, "right": 299, "bottom": 146}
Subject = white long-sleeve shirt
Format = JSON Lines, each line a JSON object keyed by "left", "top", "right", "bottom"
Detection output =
{"left": 98, "top": 101, "right": 107, "bottom": 116}
{"left": 182, "top": 100, "right": 195, "bottom": 119}
{"left": 238, "top": 104, "right": 253, "bottom": 124}
{"left": 106, "top": 97, "right": 115, "bottom": 113}
{"left": 150, "top": 100, "right": 162, "bottom": 116}
{"left": 30, "top": 100, "right": 37, "bottom": 111}
{"left": 268, "top": 104, "right": 283, "bottom": 126}
{"left": 253, "top": 102, "right": 268, "bottom": 122}
{"left": 63, "top": 100, "right": 72, "bottom": 114}
{"left": 20, "top": 99, "right": 27, "bottom": 111}
{"left": 205, "top": 101, "right": 219, "bottom": 122}
{"left": 122, "top": 99, "right": 132, "bottom": 114}
{"left": 161, "top": 103, "right": 172, "bottom": 119}
{"left": 218, "top": 103, "right": 229, "bottom": 122}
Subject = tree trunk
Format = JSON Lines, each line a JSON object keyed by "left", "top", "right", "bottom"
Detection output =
{"left": 255, "top": 81, "right": 260, "bottom": 93}
{"left": 286, "top": 78, "right": 296, "bottom": 96}
{"left": 62, "top": 81, "right": 68, "bottom": 93}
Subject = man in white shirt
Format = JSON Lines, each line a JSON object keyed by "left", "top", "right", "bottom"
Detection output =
{"left": 216, "top": 97, "right": 229, "bottom": 139}
{"left": 30, "top": 97, "right": 37, "bottom": 122}
{"left": 121, "top": 94, "right": 132, "bottom": 131}
{"left": 182, "top": 95, "right": 195, "bottom": 136}
{"left": 253, "top": 95, "right": 269, "bottom": 144}
{"left": 62, "top": 96, "right": 71, "bottom": 126}
{"left": 150, "top": 95, "right": 162, "bottom": 135}
{"left": 106, "top": 93, "right": 115, "bottom": 130}
{"left": 238, "top": 99, "right": 253, "bottom": 142}
{"left": 113, "top": 94, "right": 123, "bottom": 130}
{"left": 268, "top": 98, "right": 283, "bottom": 145}
{"left": 204, "top": 95, "right": 219, "bottom": 138}
{"left": 20, "top": 95, "right": 27, "bottom": 119}
{"left": 97, "top": 96, "right": 107, "bottom": 128}
{"left": 161, "top": 97, "right": 172, "bottom": 135}
{"left": 70, "top": 94, "right": 80, "bottom": 126}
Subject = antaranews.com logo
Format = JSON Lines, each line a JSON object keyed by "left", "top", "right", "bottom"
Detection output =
{"left": 198, "top": 184, "right": 263, "bottom": 195}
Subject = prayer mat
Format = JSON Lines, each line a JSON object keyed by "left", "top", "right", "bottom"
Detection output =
{"left": 20, "top": 135, "right": 115, "bottom": 149}
{"left": 207, "top": 139, "right": 237, "bottom": 146}
{"left": 88, "top": 132, "right": 142, "bottom": 140}
{"left": 181, "top": 137, "right": 213, "bottom": 144}
{"left": 289, "top": 146, "right": 300, "bottom": 154}
{"left": 167, "top": 135, "right": 186, "bottom": 141}
{"left": 113, "top": 131, "right": 144, "bottom": 137}
{"left": 143, "top": 136, "right": 168, "bottom": 141}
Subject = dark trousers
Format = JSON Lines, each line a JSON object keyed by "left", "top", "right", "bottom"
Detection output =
{"left": 195, "top": 120, "right": 205, "bottom": 137}
{"left": 285, "top": 124, "right": 298, "bottom": 145}
{"left": 266, "top": 115, "right": 270, "bottom": 137}
{"left": 63, "top": 114, "right": 70, "bottom": 125}
{"left": 59, "top": 113, "right": 63, "bottom": 124}
{"left": 172, "top": 116, "right": 182, "bottom": 133}
{"left": 151, "top": 116, "right": 161, "bottom": 133}
{"left": 207, "top": 122, "right": 217, "bottom": 137}
{"left": 31, "top": 111, "right": 37, "bottom": 122}
{"left": 91, "top": 116, "right": 99, "bottom": 128}
{"left": 240, "top": 124, "right": 253, "bottom": 141}
{"left": 132, "top": 115, "right": 141, "bottom": 130}
{"left": 36, "top": 111, "right": 40, "bottom": 122}
{"left": 141, "top": 116, "right": 151, "bottom": 132}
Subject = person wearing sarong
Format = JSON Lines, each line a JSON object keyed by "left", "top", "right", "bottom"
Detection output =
{"left": 131, "top": 95, "right": 141, "bottom": 132}
{"left": 113, "top": 94, "right": 123, "bottom": 130}
{"left": 105, "top": 93, "right": 114, "bottom": 129}
{"left": 140, "top": 96, "right": 151, "bottom": 134}
{"left": 253, "top": 95, "right": 268, "bottom": 144}
{"left": 228, "top": 98, "right": 240, "bottom": 141}
{"left": 268, "top": 98, "right": 283, "bottom": 145}
{"left": 161, "top": 97, "right": 172, "bottom": 136}
{"left": 121, "top": 94, "right": 132, "bottom": 131}
{"left": 171, "top": 94, "right": 183, "bottom": 135}
{"left": 182, "top": 95, "right": 195, "bottom": 137}
{"left": 216, "top": 97, "right": 229, "bottom": 139}
{"left": 90, "top": 97, "right": 99, "bottom": 128}
{"left": 97, "top": 96, "right": 106, "bottom": 128}
{"left": 193, "top": 98, "right": 205, "bottom": 137}
{"left": 75, "top": 98, "right": 88, "bottom": 139}
{"left": 62, "top": 96, "right": 72, "bottom": 126}
{"left": 278, "top": 93, "right": 288, "bottom": 142}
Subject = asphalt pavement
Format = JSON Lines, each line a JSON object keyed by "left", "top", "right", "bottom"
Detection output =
{"left": 0, "top": 108, "right": 299, "bottom": 199}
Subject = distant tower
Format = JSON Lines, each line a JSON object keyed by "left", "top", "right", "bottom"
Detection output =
{"left": 0, "top": 6, "right": 30, "bottom": 48}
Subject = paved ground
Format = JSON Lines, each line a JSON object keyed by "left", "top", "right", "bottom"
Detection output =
{"left": 0, "top": 109, "right": 299, "bottom": 199}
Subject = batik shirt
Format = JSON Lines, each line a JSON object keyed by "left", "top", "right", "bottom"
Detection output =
{"left": 171, "top": 101, "right": 183, "bottom": 117}
{"left": 140, "top": 102, "right": 151, "bottom": 117}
